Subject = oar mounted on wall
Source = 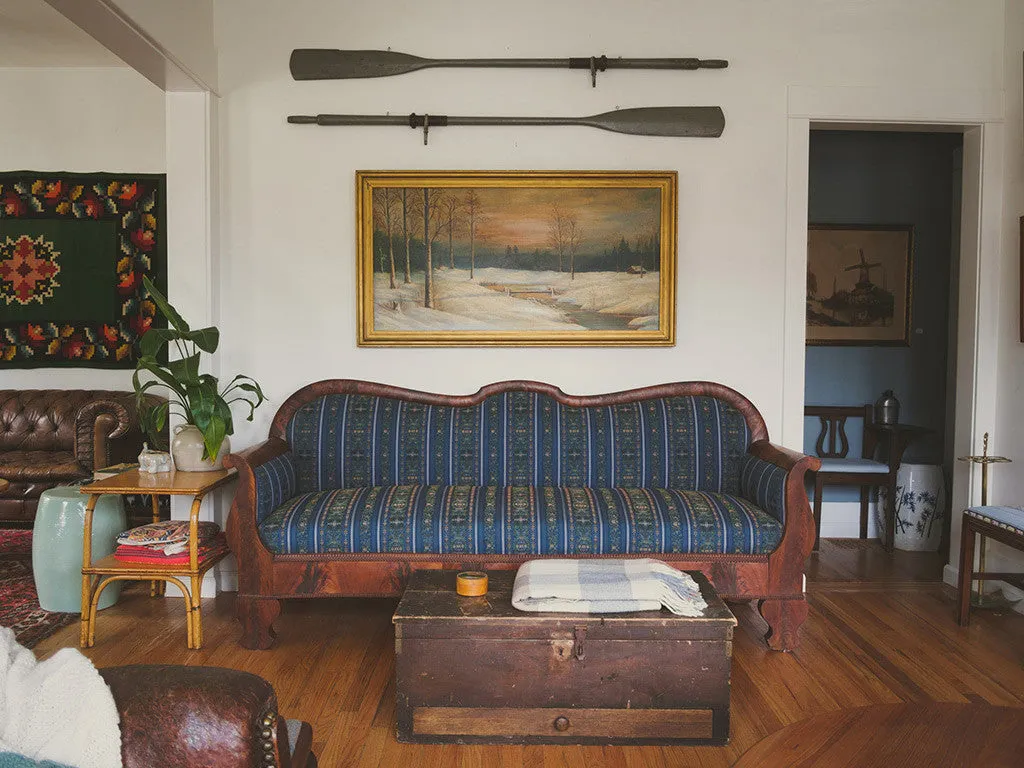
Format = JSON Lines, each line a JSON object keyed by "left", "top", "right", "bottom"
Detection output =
{"left": 290, "top": 48, "right": 728, "bottom": 87}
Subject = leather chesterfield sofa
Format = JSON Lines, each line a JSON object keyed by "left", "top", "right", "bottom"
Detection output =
{"left": 0, "top": 390, "right": 154, "bottom": 526}
{"left": 100, "top": 664, "right": 316, "bottom": 767}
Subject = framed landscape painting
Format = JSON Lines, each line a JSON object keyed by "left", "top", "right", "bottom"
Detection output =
{"left": 355, "top": 170, "right": 676, "bottom": 346}
{"left": 806, "top": 223, "right": 914, "bottom": 346}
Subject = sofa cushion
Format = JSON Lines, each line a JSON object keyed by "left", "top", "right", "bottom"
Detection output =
{"left": 284, "top": 392, "right": 754, "bottom": 496}
{"left": 257, "top": 485, "right": 783, "bottom": 556}
{"left": 0, "top": 450, "right": 84, "bottom": 482}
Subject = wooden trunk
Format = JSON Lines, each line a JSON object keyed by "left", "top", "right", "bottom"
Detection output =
{"left": 393, "top": 570, "right": 736, "bottom": 746}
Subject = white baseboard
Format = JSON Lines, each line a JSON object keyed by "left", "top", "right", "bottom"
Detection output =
{"left": 816, "top": 500, "right": 882, "bottom": 539}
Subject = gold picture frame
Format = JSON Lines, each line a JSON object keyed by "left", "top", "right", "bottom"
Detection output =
{"left": 806, "top": 223, "right": 914, "bottom": 346}
{"left": 356, "top": 170, "right": 677, "bottom": 346}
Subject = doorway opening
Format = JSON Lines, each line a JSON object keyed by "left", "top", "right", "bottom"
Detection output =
{"left": 803, "top": 128, "right": 963, "bottom": 583}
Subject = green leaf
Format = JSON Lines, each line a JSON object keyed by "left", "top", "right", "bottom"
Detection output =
{"left": 183, "top": 326, "right": 219, "bottom": 353}
{"left": 136, "top": 358, "right": 188, "bottom": 399}
{"left": 143, "top": 275, "right": 189, "bottom": 333}
{"left": 201, "top": 415, "right": 228, "bottom": 461}
{"left": 139, "top": 327, "right": 183, "bottom": 358}
{"left": 166, "top": 354, "right": 201, "bottom": 386}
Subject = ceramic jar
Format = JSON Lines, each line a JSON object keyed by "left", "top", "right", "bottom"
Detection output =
{"left": 876, "top": 463, "right": 946, "bottom": 551}
{"left": 33, "top": 486, "right": 125, "bottom": 612}
{"left": 171, "top": 424, "right": 230, "bottom": 472}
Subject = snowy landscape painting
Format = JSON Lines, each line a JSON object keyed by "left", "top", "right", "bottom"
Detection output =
{"left": 355, "top": 171, "right": 676, "bottom": 346}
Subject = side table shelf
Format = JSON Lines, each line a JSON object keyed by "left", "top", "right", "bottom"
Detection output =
{"left": 79, "top": 468, "right": 236, "bottom": 649}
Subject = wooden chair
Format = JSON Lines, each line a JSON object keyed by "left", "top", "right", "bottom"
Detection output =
{"left": 956, "top": 506, "right": 1024, "bottom": 625}
{"left": 805, "top": 405, "right": 891, "bottom": 550}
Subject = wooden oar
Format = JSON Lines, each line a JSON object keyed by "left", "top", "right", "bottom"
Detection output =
{"left": 291, "top": 49, "right": 728, "bottom": 87}
{"left": 287, "top": 106, "right": 725, "bottom": 144}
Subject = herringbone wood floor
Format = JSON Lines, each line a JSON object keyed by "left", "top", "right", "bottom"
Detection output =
{"left": 34, "top": 540, "right": 1024, "bottom": 767}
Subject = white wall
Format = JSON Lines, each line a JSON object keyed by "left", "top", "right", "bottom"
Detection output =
{"left": 0, "top": 67, "right": 165, "bottom": 391}
{"left": 987, "top": 0, "right": 1024, "bottom": 602}
{"left": 214, "top": 0, "right": 1005, "bottom": 455}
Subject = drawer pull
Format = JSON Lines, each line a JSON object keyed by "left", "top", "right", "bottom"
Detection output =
{"left": 553, "top": 716, "right": 570, "bottom": 732}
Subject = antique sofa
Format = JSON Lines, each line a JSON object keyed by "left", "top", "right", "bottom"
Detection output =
{"left": 0, "top": 390, "right": 153, "bottom": 526}
{"left": 226, "top": 380, "right": 819, "bottom": 652}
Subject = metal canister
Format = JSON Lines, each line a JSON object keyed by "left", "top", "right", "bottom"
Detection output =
{"left": 875, "top": 389, "right": 900, "bottom": 425}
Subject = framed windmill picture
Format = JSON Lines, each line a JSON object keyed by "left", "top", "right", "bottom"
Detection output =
{"left": 805, "top": 224, "right": 914, "bottom": 346}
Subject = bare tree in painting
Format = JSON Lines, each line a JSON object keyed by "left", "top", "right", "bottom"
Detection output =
{"left": 439, "top": 194, "right": 462, "bottom": 269}
{"left": 421, "top": 188, "right": 448, "bottom": 309}
{"left": 462, "top": 189, "right": 483, "bottom": 279}
{"left": 401, "top": 188, "right": 414, "bottom": 284}
{"left": 547, "top": 203, "right": 567, "bottom": 272}
{"left": 566, "top": 214, "right": 583, "bottom": 280}
{"left": 373, "top": 188, "right": 400, "bottom": 289}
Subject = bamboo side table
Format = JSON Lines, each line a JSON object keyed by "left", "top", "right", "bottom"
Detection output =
{"left": 79, "top": 468, "right": 236, "bottom": 649}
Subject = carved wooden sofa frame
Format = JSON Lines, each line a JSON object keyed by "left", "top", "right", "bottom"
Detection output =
{"left": 225, "top": 380, "right": 820, "bottom": 652}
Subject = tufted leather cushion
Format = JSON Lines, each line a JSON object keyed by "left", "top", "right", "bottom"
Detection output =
{"left": 0, "top": 390, "right": 110, "bottom": 453}
{"left": 100, "top": 665, "right": 281, "bottom": 768}
{"left": 0, "top": 450, "right": 84, "bottom": 481}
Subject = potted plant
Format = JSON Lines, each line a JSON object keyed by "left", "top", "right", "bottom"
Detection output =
{"left": 133, "top": 276, "right": 265, "bottom": 471}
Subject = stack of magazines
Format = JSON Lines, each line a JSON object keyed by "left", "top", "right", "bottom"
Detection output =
{"left": 113, "top": 520, "right": 227, "bottom": 564}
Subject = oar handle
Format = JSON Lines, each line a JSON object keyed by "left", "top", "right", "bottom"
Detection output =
{"left": 568, "top": 56, "right": 729, "bottom": 71}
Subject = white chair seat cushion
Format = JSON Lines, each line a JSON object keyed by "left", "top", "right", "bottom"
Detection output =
{"left": 966, "top": 506, "right": 1024, "bottom": 534}
{"left": 817, "top": 458, "right": 889, "bottom": 474}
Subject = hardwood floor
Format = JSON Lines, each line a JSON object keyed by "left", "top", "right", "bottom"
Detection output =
{"left": 35, "top": 540, "right": 1024, "bottom": 767}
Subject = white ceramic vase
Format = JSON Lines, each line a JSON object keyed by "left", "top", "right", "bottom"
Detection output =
{"left": 876, "top": 463, "right": 946, "bottom": 551}
{"left": 171, "top": 424, "right": 230, "bottom": 472}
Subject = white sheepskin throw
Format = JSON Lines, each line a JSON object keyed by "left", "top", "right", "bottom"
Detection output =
{"left": 0, "top": 628, "right": 121, "bottom": 768}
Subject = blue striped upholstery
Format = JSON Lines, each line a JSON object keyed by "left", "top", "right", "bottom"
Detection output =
{"left": 253, "top": 452, "right": 297, "bottom": 524}
{"left": 966, "top": 505, "right": 1024, "bottom": 534}
{"left": 740, "top": 455, "right": 788, "bottom": 523}
{"left": 283, "top": 392, "right": 752, "bottom": 495}
{"left": 257, "top": 485, "right": 783, "bottom": 556}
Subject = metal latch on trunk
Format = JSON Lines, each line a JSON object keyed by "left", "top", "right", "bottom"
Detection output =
{"left": 573, "top": 625, "right": 587, "bottom": 660}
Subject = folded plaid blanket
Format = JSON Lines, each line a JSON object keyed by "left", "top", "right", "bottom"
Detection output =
{"left": 511, "top": 558, "right": 708, "bottom": 616}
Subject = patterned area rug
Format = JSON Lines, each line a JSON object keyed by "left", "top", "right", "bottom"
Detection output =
{"left": 0, "top": 529, "right": 77, "bottom": 648}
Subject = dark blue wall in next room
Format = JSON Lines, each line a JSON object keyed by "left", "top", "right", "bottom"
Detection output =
{"left": 804, "top": 130, "right": 962, "bottom": 502}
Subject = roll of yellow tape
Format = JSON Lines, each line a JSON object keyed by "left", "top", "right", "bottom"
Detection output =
{"left": 456, "top": 571, "right": 488, "bottom": 596}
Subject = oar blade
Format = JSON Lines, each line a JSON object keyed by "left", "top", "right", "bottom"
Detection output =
{"left": 589, "top": 106, "right": 725, "bottom": 137}
{"left": 290, "top": 49, "right": 431, "bottom": 80}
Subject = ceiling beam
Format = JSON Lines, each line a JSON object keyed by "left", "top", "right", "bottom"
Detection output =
{"left": 41, "top": 0, "right": 215, "bottom": 93}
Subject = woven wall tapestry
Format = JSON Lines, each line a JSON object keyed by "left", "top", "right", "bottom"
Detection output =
{"left": 0, "top": 171, "right": 166, "bottom": 368}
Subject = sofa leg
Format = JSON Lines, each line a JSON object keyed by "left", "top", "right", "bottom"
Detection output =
{"left": 758, "top": 597, "right": 808, "bottom": 652}
{"left": 237, "top": 596, "right": 281, "bottom": 650}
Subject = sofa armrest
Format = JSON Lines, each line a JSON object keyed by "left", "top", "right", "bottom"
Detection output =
{"left": 224, "top": 438, "right": 296, "bottom": 525}
{"left": 73, "top": 396, "right": 134, "bottom": 471}
{"left": 741, "top": 441, "right": 821, "bottom": 524}
{"left": 99, "top": 664, "right": 308, "bottom": 768}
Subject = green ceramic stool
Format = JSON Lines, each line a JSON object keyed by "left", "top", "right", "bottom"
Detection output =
{"left": 32, "top": 486, "right": 126, "bottom": 612}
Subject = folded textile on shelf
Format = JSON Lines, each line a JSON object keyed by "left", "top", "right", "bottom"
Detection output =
{"left": 511, "top": 558, "right": 708, "bottom": 616}
{"left": 116, "top": 520, "right": 221, "bottom": 555}
{"left": 113, "top": 533, "right": 228, "bottom": 564}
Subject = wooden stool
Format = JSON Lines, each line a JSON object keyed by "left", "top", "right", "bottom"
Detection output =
{"left": 956, "top": 505, "right": 1024, "bottom": 625}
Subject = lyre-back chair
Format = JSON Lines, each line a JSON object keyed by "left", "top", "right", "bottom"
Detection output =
{"left": 805, "top": 405, "right": 891, "bottom": 550}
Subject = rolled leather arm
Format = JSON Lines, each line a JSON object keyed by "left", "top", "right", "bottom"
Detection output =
{"left": 100, "top": 665, "right": 295, "bottom": 768}
{"left": 74, "top": 397, "right": 134, "bottom": 471}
